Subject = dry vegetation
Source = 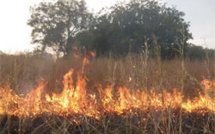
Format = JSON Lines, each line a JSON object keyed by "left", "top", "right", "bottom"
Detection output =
{"left": 0, "top": 53, "right": 214, "bottom": 96}
{"left": 0, "top": 53, "right": 215, "bottom": 133}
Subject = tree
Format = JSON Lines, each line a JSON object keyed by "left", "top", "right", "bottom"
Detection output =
{"left": 28, "top": 0, "right": 92, "bottom": 56}
{"left": 186, "top": 44, "right": 215, "bottom": 60}
{"left": 75, "top": 0, "right": 192, "bottom": 58}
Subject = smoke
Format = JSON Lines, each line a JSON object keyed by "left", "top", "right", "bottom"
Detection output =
{"left": 17, "top": 53, "right": 54, "bottom": 95}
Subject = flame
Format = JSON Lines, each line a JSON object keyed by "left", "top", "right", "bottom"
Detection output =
{"left": 72, "top": 46, "right": 78, "bottom": 51}
{"left": 0, "top": 59, "right": 215, "bottom": 122}
{"left": 89, "top": 51, "right": 96, "bottom": 57}
{"left": 73, "top": 53, "right": 80, "bottom": 59}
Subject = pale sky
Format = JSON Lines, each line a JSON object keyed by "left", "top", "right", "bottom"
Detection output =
{"left": 0, "top": 0, "right": 214, "bottom": 53}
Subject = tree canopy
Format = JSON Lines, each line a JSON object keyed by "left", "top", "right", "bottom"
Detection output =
{"left": 28, "top": 0, "right": 92, "bottom": 56}
{"left": 28, "top": 0, "right": 193, "bottom": 59}
{"left": 75, "top": 0, "right": 192, "bottom": 58}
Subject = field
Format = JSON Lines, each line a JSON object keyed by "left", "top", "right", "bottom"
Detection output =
{"left": 0, "top": 53, "right": 215, "bottom": 134}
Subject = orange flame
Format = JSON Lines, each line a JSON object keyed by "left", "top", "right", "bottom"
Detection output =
{"left": 0, "top": 60, "right": 215, "bottom": 121}
{"left": 89, "top": 51, "right": 96, "bottom": 57}
{"left": 73, "top": 53, "right": 80, "bottom": 59}
{"left": 72, "top": 46, "right": 78, "bottom": 51}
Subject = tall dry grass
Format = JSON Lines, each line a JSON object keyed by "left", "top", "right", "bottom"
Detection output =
{"left": 0, "top": 53, "right": 214, "bottom": 97}
{"left": 0, "top": 53, "right": 215, "bottom": 134}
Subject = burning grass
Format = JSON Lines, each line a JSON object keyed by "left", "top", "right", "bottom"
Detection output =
{"left": 0, "top": 53, "right": 215, "bottom": 133}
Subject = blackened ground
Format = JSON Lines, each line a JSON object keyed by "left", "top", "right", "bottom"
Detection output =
{"left": 0, "top": 110, "right": 215, "bottom": 134}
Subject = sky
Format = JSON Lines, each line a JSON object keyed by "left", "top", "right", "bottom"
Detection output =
{"left": 0, "top": 0, "right": 214, "bottom": 54}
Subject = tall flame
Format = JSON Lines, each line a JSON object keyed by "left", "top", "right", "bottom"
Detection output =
{"left": 0, "top": 59, "right": 215, "bottom": 122}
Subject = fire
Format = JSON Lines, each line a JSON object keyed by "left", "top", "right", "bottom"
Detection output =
{"left": 0, "top": 58, "right": 215, "bottom": 122}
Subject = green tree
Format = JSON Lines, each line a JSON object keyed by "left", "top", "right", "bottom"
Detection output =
{"left": 76, "top": 0, "right": 192, "bottom": 58}
{"left": 186, "top": 44, "right": 215, "bottom": 60}
{"left": 28, "top": 0, "right": 92, "bottom": 56}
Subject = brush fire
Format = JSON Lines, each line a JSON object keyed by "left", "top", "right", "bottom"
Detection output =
{"left": 0, "top": 54, "right": 215, "bottom": 133}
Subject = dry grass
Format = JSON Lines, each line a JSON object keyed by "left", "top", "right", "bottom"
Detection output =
{"left": 0, "top": 53, "right": 215, "bottom": 133}
{"left": 0, "top": 53, "right": 214, "bottom": 96}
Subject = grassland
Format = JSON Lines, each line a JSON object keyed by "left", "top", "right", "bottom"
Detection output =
{"left": 0, "top": 53, "right": 215, "bottom": 133}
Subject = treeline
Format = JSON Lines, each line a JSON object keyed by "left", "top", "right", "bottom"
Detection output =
{"left": 186, "top": 45, "right": 215, "bottom": 60}
{"left": 1, "top": 46, "right": 214, "bottom": 60}
{"left": 26, "top": 0, "right": 214, "bottom": 59}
